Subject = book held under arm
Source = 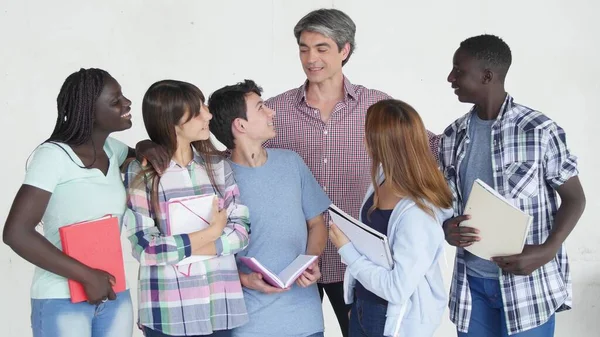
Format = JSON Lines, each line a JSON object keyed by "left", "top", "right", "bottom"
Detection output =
{"left": 328, "top": 204, "right": 393, "bottom": 270}
{"left": 461, "top": 179, "right": 533, "bottom": 260}
{"left": 166, "top": 194, "right": 229, "bottom": 265}
{"left": 239, "top": 255, "right": 318, "bottom": 289}
{"left": 59, "top": 215, "right": 126, "bottom": 303}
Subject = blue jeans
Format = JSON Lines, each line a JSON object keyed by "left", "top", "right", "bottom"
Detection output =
{"left": 31, "top": 289, "right": 133, "bottom": 337}
{"left": 458, "top": 276, "right": 556, "bottom": 337}
{"left": 144, "top": 326, "right": 233, "bottom": 337}
{"left": 348, "top": 298, "right": 388, "bottom": 337}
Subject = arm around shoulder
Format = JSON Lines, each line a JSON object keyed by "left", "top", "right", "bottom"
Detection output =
{"left": 123, "top": 160, "right": 193, "bottom": 266}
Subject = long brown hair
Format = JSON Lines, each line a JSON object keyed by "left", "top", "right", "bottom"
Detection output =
{"left": 128, "top": 80, "right": 221, "bottom": 218}
{"left": 365, "top": 99, "right": 452, "bottom": 217}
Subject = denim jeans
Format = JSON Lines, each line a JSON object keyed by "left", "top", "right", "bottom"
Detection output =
{"left": 144, "top": 326, "right": 233, "bottom": 337}
{"left": 458, "top": 276, "right": 556, "bottom": 337}
{"left": 31, "top": 289, "right": 133, "bottom": 337}
{"left": 348, "top": 298, "right": 388, "bottom": 337}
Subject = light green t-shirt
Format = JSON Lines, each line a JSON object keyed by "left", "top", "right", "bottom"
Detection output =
{"left": 23, "top": 137, "right": 129, "bottom": 299}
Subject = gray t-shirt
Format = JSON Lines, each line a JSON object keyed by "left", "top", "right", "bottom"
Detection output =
{"left": 459, "top": 113, "right": 500, "bottom": 279}
{"left": 230, "top": 149, "right": 331, "bottom": 337}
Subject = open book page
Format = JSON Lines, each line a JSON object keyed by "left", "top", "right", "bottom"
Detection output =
{"left": 277, "top": 255, "right": 318, "bottom": 288}
{"left": 240, "top": 255, "right": 318, "bottom": 289}
{"left": 461, "top": 179, "right": 533, "bottom": 260}
{"left": 239, "top": 257, "right": 284, "bottom": 288}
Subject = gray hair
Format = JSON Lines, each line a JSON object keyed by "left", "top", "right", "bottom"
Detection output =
{"left": 293, "top": 8, "right": 356, "bottom": 66}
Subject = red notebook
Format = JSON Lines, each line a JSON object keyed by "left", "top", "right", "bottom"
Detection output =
{"left": 59, "top": 215, "right": 126, "bottom": 303}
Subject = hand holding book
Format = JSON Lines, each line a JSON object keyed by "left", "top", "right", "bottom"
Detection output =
{"left": 239, "top": 255, "right": 318, "bottom": 289}
{"left": 240, "top": 271, "right": 290, "bottom": 294}
{"left": 491, "top": 244, "right": 557, "bottom": 276}
{"left": 59, "top": 215, "right": 126, "bottom": 304}
{"left": 329, "top": 222, "right": 350, "bottom": 249}
{"left": 442, "top": 214, "right": 480, "bottom": 247}
{"left": 457, "top": 179, "right": 533, "bottom": 261}
{"left": 295, "top": 260, "right": 321, "bottom": 288}
{"left": 207, "top": 196, "right": 227, "bottom": 237}
{"left": 80, "top": 268, "right": 117, "bottom": 305}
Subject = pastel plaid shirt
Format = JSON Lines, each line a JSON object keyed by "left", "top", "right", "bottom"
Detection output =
{"left": 265, "top": 77, "right": 439, "bottom": 283}
{"left": 123, "top": 152, "right": 250, "bottom": 336}
{"left": 439, "top": 94, "right": 578, "bottom": 335}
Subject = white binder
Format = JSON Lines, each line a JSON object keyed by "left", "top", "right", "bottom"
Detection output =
{"left": 328, "top": 204, "right": 393, "bottom": 270}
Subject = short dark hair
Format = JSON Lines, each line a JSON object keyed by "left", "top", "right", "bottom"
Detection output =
{"left": 208, "top": 80, "right": 263, "bottom": 149}
{"left": 460, "top": 34, "right": 512, "bottom": 78}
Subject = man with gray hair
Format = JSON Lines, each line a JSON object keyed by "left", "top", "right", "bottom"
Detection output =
{"left": 264, "top": 8, "right": 439, "bottom": 336}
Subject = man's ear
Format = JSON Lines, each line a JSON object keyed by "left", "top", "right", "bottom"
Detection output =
{"left": 232, "top": 118, "right": 245, "bottom": 134}
{"left": 341, "top": 42, "right": 351, "bottom": 61}
{"left": 482, "top": 69, "right": 494, "bottom": 84}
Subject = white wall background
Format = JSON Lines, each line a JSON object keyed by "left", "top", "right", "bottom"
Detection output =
{"left": 1, "top": 0, "right": 598, "bottom": 336}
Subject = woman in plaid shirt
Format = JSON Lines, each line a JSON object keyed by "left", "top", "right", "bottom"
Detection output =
{"left": 123, "top": 80, "right": 251, "bottom": 337}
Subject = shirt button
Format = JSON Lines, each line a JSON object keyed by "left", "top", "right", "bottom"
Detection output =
{"left": 323, "top": 158, "right": 328, "bottom": 164}
{"left": 324, "top": 130, "right": 328, "bottom": 135}
{"left": 324, "top": 186, "right": 327, "bottom": 191}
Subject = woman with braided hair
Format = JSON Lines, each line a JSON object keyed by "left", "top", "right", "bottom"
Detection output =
{"left": 3, "top": 68, "right": 168, "bottom": 337}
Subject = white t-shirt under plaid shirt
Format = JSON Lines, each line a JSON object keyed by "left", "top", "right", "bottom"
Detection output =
{"left": 439, "top": 94, "right": 578, "bottom": 335}
{"left": 265, "top": 77, "right": 439, "bottom": 283}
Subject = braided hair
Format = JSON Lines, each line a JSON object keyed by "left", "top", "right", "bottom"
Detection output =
{"left": 47, "top": 68, "right": 109, "bottom": 146}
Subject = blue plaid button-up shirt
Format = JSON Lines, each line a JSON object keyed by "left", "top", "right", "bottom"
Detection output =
{"left": 439, "top": 94, "right": 578, "bottom": 335}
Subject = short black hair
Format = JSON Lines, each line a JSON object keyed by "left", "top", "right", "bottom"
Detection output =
{"left": 460, "top": 34, "right": 512, "bottom": 78}
{"left": 208, "top": 79, "right": 263, "bottom": 149}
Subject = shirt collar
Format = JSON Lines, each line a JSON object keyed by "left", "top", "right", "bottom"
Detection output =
{"left": 295, "top": 75, "right": 358, "bottom": 105}
{"left": 167, "top": 145, "right": 204, "bottom": 169}
{"left": 457, "top": 93, "right": 513, "bottom": 132}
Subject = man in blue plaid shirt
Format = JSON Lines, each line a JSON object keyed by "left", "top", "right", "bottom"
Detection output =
{"left": 439, "top": 34, "right": 586, "bottom": 336}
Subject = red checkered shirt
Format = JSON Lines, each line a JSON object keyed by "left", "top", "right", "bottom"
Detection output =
{"left": 265, "top": 77, "right": 439, "bottom": 283}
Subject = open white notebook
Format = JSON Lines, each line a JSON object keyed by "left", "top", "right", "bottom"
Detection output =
{"left": 239, "top": 255, "right": 318, "bottom": 289}
{"left": 328, "top": 204, "right": 393, "bottom": 270}
{"left": 461, "top": 179, "right": 533, "bottom": 260}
